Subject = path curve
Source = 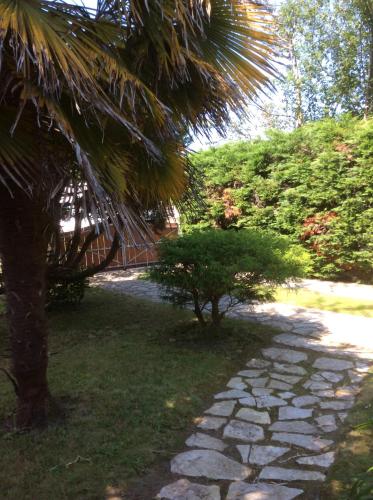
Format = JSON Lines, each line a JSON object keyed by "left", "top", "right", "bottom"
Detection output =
{"left": 92, "top": 270, "right": 373, "bottom": 500}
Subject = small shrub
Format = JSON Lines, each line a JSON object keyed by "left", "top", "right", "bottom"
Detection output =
{"left": 149, "top": 229, "right": 308, "bottom": 327}
{"left": 46, "top": 278, "right": 88, "bottom": 308}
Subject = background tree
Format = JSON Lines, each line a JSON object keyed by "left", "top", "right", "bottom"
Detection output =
{"left": 277, "top": 0, "right": 372, "bottom": 125}
{"left": 0, "top": 0, "right": 277, "bottom": 428}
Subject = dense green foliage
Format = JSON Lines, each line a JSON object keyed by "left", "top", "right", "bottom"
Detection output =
{"left": 186, "top": 117, "right": 373, "bottom": 282}
{"left": 277, "top": 0, "right": 373, "bottom": 125}
{"left": 149, "top": 229, "right": 306, "bottom": 326}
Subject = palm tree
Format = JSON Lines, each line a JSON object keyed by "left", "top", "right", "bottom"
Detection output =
{"left": 0, "top": 0, "right": 277, "bottom": 428}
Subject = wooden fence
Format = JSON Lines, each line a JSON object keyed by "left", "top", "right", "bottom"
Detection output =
{"left": 61, "top": 223, "right": 179, "bottom": 271}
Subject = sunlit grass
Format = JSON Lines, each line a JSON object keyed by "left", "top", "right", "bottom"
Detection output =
{"left": 275, "top": 287, "right": 373, "bottom": 317}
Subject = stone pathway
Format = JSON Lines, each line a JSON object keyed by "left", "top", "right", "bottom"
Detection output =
{"left": 92, "top": 270, "right": 373, "bottom": 499}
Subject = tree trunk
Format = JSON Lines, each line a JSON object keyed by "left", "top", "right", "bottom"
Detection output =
{"left": 0, "top": 184, "right": 49, "bottom": 429}
{"left": 211, "top": 298, "right": 222, "bottom": 328}
{"left": 192, "top": 291, "right": 206, "bottom": 326}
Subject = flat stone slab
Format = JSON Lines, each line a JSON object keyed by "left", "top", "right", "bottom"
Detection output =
{"left": 157, "top": 479, "right": 221, "bottom": 499}
{"left": 320, "top": 400, "right": 354, "bottom": 410}
{"left": 244, "top": 377, "right": 269, "bottom": 388}
{"left": 205, "top": 400, "right": 236, "bottom": 417}
{"left": 296, "top": 451, "right": 335, "bottom": 468}
{"left": 227, "top": 378, "right": 247, "bottom": 390}
{"left": 196, "top": 416, "right": 227, "bottom": 430}
{"left": 271, "top": 373, "right": 303, "bottom": 385}
{"left": 269, "top": 420, "right": 318, "bottom": 434}
{"left": 319, "top": 371, "right": 344, "bottom": 383}
{"left": 223, "top": 420, "right": 264, "bottom": 443}
{"left": 348, "top": 370, "right": 366, "bottom": 384}
{"left": 278, "top": 391, "right": 296, "bottom": 399}
{"left": 238, "top": 369, "right": 265, "bottom": 378}
{"left": 249, "top": 445, "right": 289, "bottom": 465}
{"left": 272, "top": 432, "right": 333, "bottom": 451}
{"left": 262, "top": 348, "right": 307, "bottom": 364}
{"left": 335, "top": 386, "right": 359, "bottom": 400}
{"left": 246, "top": 358, "right": 272, "bottom": 369}
{"left": 292, "top": 395, "right": 320, "bottom": 407}
{"left": 304, "top": 380, "right": 333, "bottom": 391}
{"left": 238, "top": 396, "right": 256, "bottom": 407}
{"left": 259, "top": 466, "right": 326, "bottom": 482}
{"left": 171, "top": 450, "right": 251, "bottom": 481}
{"left": 274, "top": 334, "right": 326, "bottom": 352}
{"left": 226, "top": 481, "right": 303, "bottom": 500}
{"left": 236, "top": 408, "right": 271, "bottom": 424}
{"left": 186, "top": 433, "right": 227, "bottom": 452}
{"left": 252, "top": 388, "right": 273, "bottom": 396}
{"left": 312, "top": 389, "right": 335, "bottom": 398}
{"left": 268, "top": 380, "right": 294, "bottom": 391}
{"left": 256, "top": 395, "right": 288, "bottom": 408}
{"left": 236, "top": 445, "right": 250, "bottom": 463}
{"left": 214, "top": 390, "right": 252, "bottom": 400}
{"left": 313, "top": 357, "right": 354, "bottom": 371}
{"left": 273, "top": 362, "right": 307, "bottom": 376}
{"left": 279, "top": 406, "right": 313, "bottom": 420}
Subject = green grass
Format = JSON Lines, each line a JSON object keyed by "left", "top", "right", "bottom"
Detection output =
{"left": 321, "top": 370, "right": 373, "bottom": 499}
{"left": 275, "top": 287, "right": 373, "bottom": 317}
{"left": 0, "top": 288, "right": 276, "bottom": 500}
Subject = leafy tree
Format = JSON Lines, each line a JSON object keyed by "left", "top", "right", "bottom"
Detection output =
{"left": 0, "top": 0, "right": 277, "bottom": 428}
{"left": 277, "top": 0, "right": 373, "bottom": 125}
{"left": 149, "top": 229, "right": 307, "bottom": 327}
{"left": 186, "top": 116, "right": 373, "bottom": 282}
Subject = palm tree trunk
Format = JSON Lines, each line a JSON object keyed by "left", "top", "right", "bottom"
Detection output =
{"left": 0, "top": 184, "right": 49, "bottom": 429}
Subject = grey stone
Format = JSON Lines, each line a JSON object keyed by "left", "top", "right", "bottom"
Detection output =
{"left": 303, "top": 380, "right": 332, "bottom": 391}
{"left": 244, "top": 377, "right": 269, "bottom": 388}
{"left": 223, "top": 420, "right": 264, "bottom": 442}
{"left": 313, "top": 357, "right": 354, "bottom": 371}
{"left": 320, "top": 400, "right": 354, "bottom": 410}
{"left": 186, "top": 433, "right": 227, "bottom": 452}
{"left": 259, "top": 466, "right": 325, "bottom": 482}
{"left": 238, "top": 396, "right": 256, "bottom": 407}
{"left": 214, "top": 390, "right": 252, "bottom": 400}
{"left": 157, "top": 479, "right": 221, "bottom": 500}
{"left": 277, "top": 391, "right": 296, "bottom": 400}
{"left": 273, "top": 362, "right": 307, "bottom": 376}
{"left": 249, "top": 445, "right": 289, "bottom": 465}
{"left": 171, "top": 450, "right": 251, "bottom": 481}
{"left": 196, "top": 416, "right": 227, "bottom": 430}
{"left": 355, "top": 362, "right": 370, "bottom": 372}
{"left": 316, "top": 414, "right": 337, "bottom": 433}
{"left": 246, "top": 358, "right": 271, "bottom": 369}
{"left": 236, "top": 408, "right": 271, "bottom": 425}
{"left": 348, "top": 370, "right": 366, "bottom": 384}
{"left": 319, "top": 371, "right": 344, "bottom": 383}
{"left": 262, "top": 348, "right": 308, "bottom": 364}
{"left": 271, "top": 373, "right": 303, "bottom": 385}
{"left": 335, "top": 386, "right": 360, "bottom": 400}
{"left": 274, "top": 333, "right": 326, "bottom": 352}
{"left": 269, "top": 420, "right": 318, "bottom": 434}
{"left": 252, "top": 388, "right": 274, "bottom": 396}
{"left": 226, "top": 481, "right": 303, "bottom": 500}
{"left": 311, "top": 390, "right": 335, "bottom": 399}
{"left": 238, "top": 369, "right": 265, "bottom": 378}
{"left": 268, "top": 380, "right": 294, "bottom": 391}
{"left": 236, "top": 445, "right": 250, "bottom": 463}
{"left": 279, "top": 406, "right": 313, "bottom": 420}
{"left": 205, "top": 400, "right": 236, "bottom": 417}
{"left": 256, "top": 395, "right": 288, "bottom": 408}
{"left": 272, "top": 432, "right": 333, "bottom": 451}
{"left": 338, "top": 412, "right": 348, "bottom": 422}
{"left": 311, "top": 373, "right": 325, "bottom": 382}
{"left": 296, "top": 451, "right": 335, "bottom": 468}
{"left": 292, "top": 395, "right": 320, "bottom": 407}
{"left": 227, "top": 377, "right": 247, "bottom": 390}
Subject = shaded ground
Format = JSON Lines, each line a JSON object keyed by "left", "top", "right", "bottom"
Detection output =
{"left": 0, "top": 289, "right": 276, "bottom": 500}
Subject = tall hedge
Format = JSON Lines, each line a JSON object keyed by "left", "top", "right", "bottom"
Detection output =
{"left": 186, "top": 116, "right": 373, "bottom": 283}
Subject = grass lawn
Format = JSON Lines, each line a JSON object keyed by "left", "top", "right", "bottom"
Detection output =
{"left": 0, "top": 288, "right": 276, "bottom": 500}
{"left": 321, "top": 370, "right": 373, "bottom": 499}
{"left": 275, "top": 287, "right": 373, "bottom": 317}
